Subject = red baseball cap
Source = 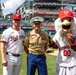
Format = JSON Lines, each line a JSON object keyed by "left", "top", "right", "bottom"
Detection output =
{"left": 12, "top": 14, "right": 21, "bottom": 20}
{"left": 59, "top": 9, "right": 74, "bottom": 20}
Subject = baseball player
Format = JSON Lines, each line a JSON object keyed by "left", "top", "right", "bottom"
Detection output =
{"left": 0, "top": 13, "right": 25, "bottom": 75}
{"left": 49, "top": 9, "right": 76, "bottom": 75}
{"left": 23, "top": 16, "right": 49, "bottom": 75}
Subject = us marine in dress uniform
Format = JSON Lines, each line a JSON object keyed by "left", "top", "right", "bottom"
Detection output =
{"left": 23, "top": 16, "right": 49, "bottom": 75}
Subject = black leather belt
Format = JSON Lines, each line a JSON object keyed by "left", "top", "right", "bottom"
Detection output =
{"left": 6, "top": 52, "right": 21, "bottom": 57}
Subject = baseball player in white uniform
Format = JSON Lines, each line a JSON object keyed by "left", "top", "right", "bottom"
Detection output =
{"left": 0, "top": 14, "right": 25, "bottom": 75}
{"left": 49, "top": 9, "right": 76, "bottom": 75}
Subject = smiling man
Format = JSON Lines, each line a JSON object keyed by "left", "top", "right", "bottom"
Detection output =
{"left": 0, "top": 13, "right": 25, "bottom": 75}
{"left": 23, "top": 16, "right": 49, "bottom": 75}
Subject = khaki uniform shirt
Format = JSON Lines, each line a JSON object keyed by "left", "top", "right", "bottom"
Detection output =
{"left": 23, "top": 30, "right": 49, "bottom": 55}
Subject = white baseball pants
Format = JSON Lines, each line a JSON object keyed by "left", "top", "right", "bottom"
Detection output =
{"left": 3, "top": 54, "right": 22, "bottom": 75}
{"left": 56, "top": 63, "right": 76, "bottom": 75}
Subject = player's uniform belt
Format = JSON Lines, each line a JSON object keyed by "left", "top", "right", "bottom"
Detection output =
{"left": 6, "top": 52, "right": 21, "bottom": 57}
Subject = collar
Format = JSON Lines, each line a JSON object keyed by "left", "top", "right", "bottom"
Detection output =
{"left": 11, "top": 26, "right": 20, "bottom": 31}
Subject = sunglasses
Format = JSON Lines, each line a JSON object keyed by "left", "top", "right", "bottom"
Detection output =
{"left": 14, "top": 19, "right": 20, "bottom": 21}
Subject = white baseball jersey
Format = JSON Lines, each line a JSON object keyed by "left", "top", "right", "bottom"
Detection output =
{"left": 1, "top": 27, "right": 25, "bottom": 54}
{"left": 53, "top": 32, "right": 76, "bottom": 67}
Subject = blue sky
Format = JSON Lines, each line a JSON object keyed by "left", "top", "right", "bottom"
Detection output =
{"left": 65, "top": 5, "right": 76, "bottom": 10}
{"left": 1, "top": 0, "right": 25, "bottom": 16}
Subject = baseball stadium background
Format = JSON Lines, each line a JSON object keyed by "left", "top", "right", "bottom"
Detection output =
{"left": 0, "top": 0, "right": 76, "bottom": 75}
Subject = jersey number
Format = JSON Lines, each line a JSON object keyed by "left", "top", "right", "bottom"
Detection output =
{"left": 63, "top": 50, "right": 71, "bottom": 56}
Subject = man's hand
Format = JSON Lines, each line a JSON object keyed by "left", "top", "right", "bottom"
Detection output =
{"left": 2, "top": 59, "right": 8, "bottom": 67}
{"left": 48, "top": 36, "right": 54, "bottom": 47}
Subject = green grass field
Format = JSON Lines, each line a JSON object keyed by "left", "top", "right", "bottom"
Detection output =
{"left": 0, "top": 51, "right": 57, "bottom": 75}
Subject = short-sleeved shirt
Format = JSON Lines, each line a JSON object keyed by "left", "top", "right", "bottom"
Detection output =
{"left": 1, "top": 27, "right": 25, "bottom": 54}
{"left": 53, "top": 32, "right": 76, "bottom": 67}
{"left": 23, "top": 30, "right": 49, "bottom": 55}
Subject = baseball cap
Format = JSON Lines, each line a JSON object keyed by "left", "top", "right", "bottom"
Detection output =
{"left": 12, "top": 14, "right": 21, "bottom": 20}
{"left": 30, "top": 16, "right": 44, "bottom": 23}
{"left": 59, "top": 9, "right": 74, "bottom": 20}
